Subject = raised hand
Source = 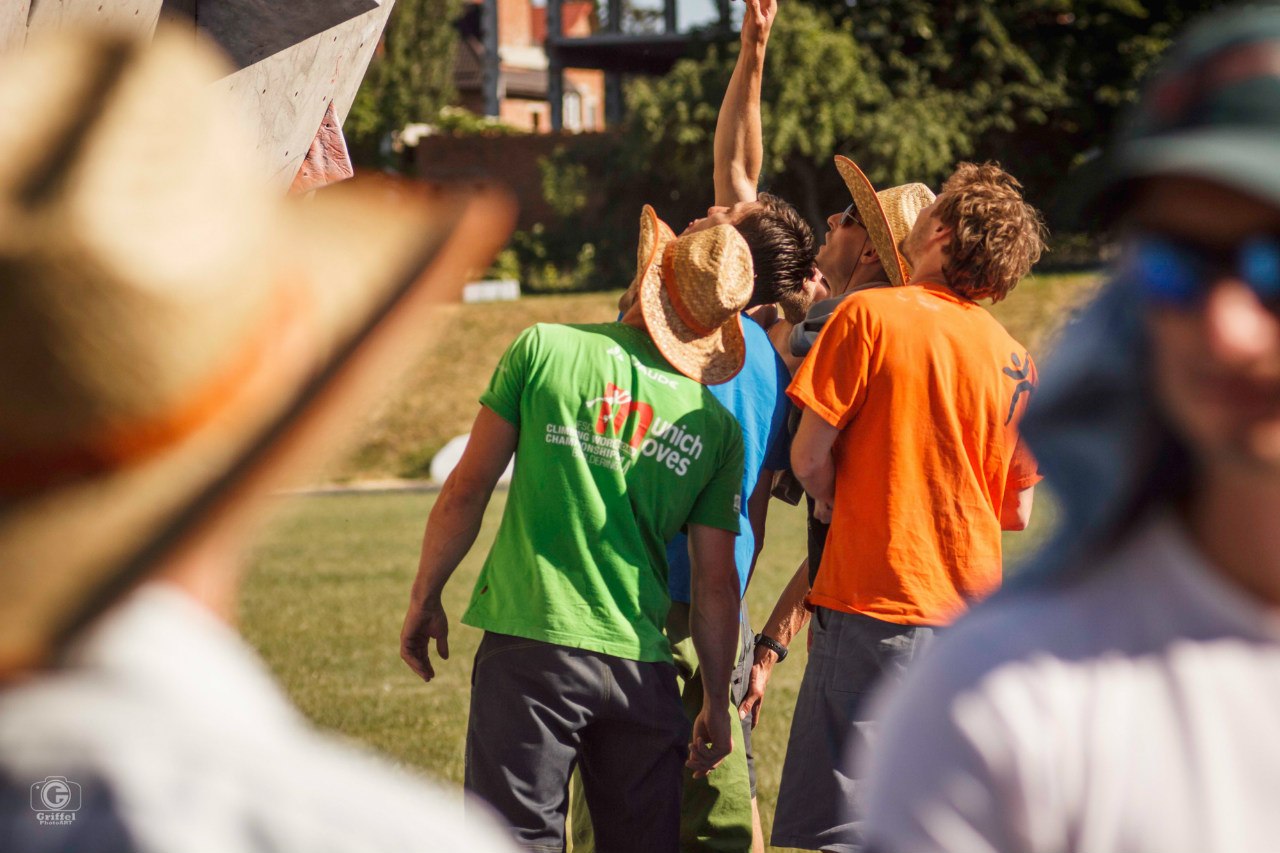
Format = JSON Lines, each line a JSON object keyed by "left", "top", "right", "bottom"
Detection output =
{"left": 741, "top": 0, "right": 777, "bottom": 47}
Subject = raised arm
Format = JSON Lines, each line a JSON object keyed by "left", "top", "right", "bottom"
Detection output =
{"left": 713, "top": 0, "right": 775, "bottom": 206}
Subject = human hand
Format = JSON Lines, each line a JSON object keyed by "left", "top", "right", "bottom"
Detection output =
{"left": 814, "top": 500, "right": 833, "bottom": 524}
{"left": 687, "top": 704, "right": 734, "bottom": 778}
{"left": 737, "top": 651, "right": 775, "bottom": 728}
{"left": 400, "top": 596, "right": 450, "bottom": 682}
{"left": 741, "top": 0, "right": 776, "bottom": 47}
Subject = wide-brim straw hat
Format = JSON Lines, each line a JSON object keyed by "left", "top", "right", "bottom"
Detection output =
{"left": 834, "top": 156, "right": 936, "bottom": 289}
{"left": 0, "top": 28, "right": 514, "bottom": 673}
{"left": 635, "top": 205, "right": 753, "bottom": 385}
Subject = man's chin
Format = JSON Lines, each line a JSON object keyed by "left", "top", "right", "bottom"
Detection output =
{"left": 1203, "top": 421, "right": 1280, "bottom": 475}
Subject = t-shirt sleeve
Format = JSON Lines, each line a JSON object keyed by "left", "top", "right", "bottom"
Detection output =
{"left": 763, "top": 355, "right": 795, "bottom": 472}
{"left": 687, "top": 422, "right": 744, "bottom": 534}
{"left": 1007, "top": 435, "right": 1043, "bottom": 491}
{"left": 1006, "top": 352, "right": 1043, "bottom": 490}
{"left": 479, "top": 325, "right": 540, "bottom": 427}
{"left": 787, "top": 299, "right": 872, "bottom": 429}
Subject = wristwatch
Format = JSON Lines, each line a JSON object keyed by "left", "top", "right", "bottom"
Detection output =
{"left": 754, "top": 633, "right": 788, "bottom": 663}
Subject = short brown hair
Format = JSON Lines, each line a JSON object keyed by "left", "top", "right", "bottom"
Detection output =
{"left": 733, "top": 193, "right": 817, "bottom": 317}
{"left": 936, "top": 162, "right": 1047, "bottom": 303}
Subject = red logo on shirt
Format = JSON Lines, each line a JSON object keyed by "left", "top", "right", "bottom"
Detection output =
{"left": 589, "top": 384, "right": 653, "bottom": 450}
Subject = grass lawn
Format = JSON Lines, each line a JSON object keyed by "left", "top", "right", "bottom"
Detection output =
{"left": 242, "top": 488, "right": 1056, "bottom": 852}
{"left": 242, "top": 274, "right": 1087, "bottom": 848}
{"left": 331, "top": 272, "right": 1102, "bottom": 482}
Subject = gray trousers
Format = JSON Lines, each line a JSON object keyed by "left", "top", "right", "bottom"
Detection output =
{"left": 771, "top": 607, "right": 938, "bottom": 853}
{"left": 464, "top": 631, "right": 689, "bottom": 853}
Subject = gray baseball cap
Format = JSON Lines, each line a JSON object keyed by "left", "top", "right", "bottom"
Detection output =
{"left": 1082, "top": 2, "right": 1280, "bottom": 218}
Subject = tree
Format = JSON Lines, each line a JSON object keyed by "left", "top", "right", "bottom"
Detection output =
{"left": 345, "top": 0, "right": 463, "bottom": 162}
{"left": 624, "top": 0, "right": 1231, "bottom": 234}
{"left": 625, "top": 5, "right": 887, "bottom": 225}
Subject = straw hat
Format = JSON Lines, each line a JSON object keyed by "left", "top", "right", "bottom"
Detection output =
{"left": 635, "top": 205, "right": 753, "bottom": 385}
{"left": 834, "top": 156, "right": 936, "bottom": 289}
{"left": 0, "top": 28, "right": 514, "bottom": 673}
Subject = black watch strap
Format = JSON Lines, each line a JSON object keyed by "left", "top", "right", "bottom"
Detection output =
{"left": 754, "top": 632, "right": 788, "bottom": 663}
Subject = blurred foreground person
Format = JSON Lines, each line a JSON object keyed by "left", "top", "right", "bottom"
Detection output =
{"left": 0, "top": 28, "right": 517, "bottom": 853}
{"left": 401, "top": 209, "right": 749, "bottom": 852}
{"left": 863, "top": 6, "right": 1280, "bottom": 852}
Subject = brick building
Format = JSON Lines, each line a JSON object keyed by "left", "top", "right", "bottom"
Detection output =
{"left": 454, "top": 0, "right": 605, "bottom": 133}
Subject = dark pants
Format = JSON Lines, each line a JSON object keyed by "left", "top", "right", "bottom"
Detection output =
{"left": 465, "top": 631, "right": 689, "bottom": 853}
{"left": 771, "top": 608, "right": 939, "bottom": 853}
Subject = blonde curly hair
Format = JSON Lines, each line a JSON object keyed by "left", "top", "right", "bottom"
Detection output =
{"left": 936, "top": 162, "right": 1047, "bottom": 303}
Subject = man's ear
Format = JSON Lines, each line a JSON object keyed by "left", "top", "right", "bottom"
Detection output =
{"left": 861, "top": 244, "right": 881, "bottom": 266}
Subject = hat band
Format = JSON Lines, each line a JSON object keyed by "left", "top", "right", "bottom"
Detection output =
{"left": 0, "top": 288, "right": 296, "bottom": 498}
{"left": 661, "top": 250, "right": 716, "bottom": 336}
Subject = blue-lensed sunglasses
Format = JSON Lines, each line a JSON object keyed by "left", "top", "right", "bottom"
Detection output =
{"left": 1123, "top": 233, "right": 1280, "bottom": 308}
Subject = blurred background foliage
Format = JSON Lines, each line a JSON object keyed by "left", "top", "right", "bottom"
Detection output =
{"left": 349, "top": 0, "right": 1226, "bottom": 292}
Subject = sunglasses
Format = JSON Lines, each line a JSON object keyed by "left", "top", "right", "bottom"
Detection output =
{"left": 1123, "top": 233, "right": 1280, "bottom": 309}
{"left": 837, "top": 204, "right": 864, "bottom": 229}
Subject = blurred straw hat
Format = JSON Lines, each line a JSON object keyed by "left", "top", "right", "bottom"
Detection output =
{"left": 834, "top": 156, "right": 936, "bottom": 289}
{"left": 0, "top": 28, "right": 514, "bottom": 673}
{"left": 635, "top": 205, "right": 753, "bottom": 385}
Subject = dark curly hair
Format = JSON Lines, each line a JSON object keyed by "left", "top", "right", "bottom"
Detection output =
{"left": 936, "top": 163, "right": 1047, "bottom": 303}
{"left": 733, "top": 193, "right": 817, "bottom": 321}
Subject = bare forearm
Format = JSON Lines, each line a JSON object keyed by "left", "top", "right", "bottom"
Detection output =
{"left": 691, "top": 567, "right": 741, "bottom": 708}
{"left": 409, "top": 476, "right": 491, "bottom": 605}
{"left": 761, "top": 559, "right": 811, "bottom": 648}
{"left": 713, "top": 40, "right": 765, "bottom": 206}
{"left": 795, "top": 461, "right": 836, "bottom": 505}
{"left": 792, "top": 409, "right": 839, "bottom": 505}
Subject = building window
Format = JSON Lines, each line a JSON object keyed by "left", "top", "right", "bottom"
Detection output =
{"left": 564, "top": 91, "right": 582, "bottom": 132}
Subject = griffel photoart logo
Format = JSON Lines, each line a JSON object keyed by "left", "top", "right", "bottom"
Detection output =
{"left": 30, "top": 775, "right": 81, "bottom": 826}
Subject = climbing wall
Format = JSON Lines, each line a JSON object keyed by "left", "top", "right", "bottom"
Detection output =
{"left": 2, "top": 0, "right": 394, "bottom": 192}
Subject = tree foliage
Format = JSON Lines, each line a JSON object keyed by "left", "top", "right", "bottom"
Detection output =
{"left": 346, "top": 0, "right": 463, "bottom": 158}
{"left": 619, "top": 0, "right": 1229, "bottom": 232}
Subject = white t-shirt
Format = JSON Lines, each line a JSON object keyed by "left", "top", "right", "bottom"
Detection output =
{"left": 0, "top": 584, "right": 519, "bottom": 853}
{"left": 862, "top": 515, "right": 1280, "bottom": 853}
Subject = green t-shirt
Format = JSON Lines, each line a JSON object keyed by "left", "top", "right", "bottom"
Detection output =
{"left": 461, "top": 322, "right": 745, "bottom": 663}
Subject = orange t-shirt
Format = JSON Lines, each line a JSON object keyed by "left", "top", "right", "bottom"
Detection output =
{"left": 787, "top": 282, "right": 1041, "bottom": 626}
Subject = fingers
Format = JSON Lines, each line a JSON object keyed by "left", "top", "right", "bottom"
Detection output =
{"left": 685, "top": 736, "right": 732, "bottom": 778}
{"left": 737, "top": 687, "right": 757, "bottom": 720}
{"left": 400, "top": 605, "right": 445, "bottom": 683}
{"left": 815, "top": 500, "right": 833, "bottom": 523}
{"left": 399, "top": 639, "right": 436, "bottom": 683}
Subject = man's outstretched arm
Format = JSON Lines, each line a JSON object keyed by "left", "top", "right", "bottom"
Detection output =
{"left": 713, "top": 0, "right": 775, "bottom": 206}
{"left": 400, "top": 405, "right": 517, "bottom": 682}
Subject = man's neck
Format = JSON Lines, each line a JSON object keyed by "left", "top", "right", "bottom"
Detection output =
{"left": 1187, "top": 464, "right": 1280, "bottom": 609}
{"left": 835, "top": 265, "right": 889, "bottom": 297}
{"left": 905, "top": 247, "right": 947, "bottom": 287}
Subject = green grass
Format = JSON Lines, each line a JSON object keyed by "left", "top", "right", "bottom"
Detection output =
{"left": 327, "top": 272, "right": 1103, "bottom": 482}
{"left": 242, "top": 488, "right": 1057, "bottom": 852}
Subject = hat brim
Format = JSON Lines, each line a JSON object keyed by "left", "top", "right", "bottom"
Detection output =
{"left": 0, "top": 179, "right": 515, "bottom": 672}
{"left": 1068, "top": 129, "right": 1280, "bottom": 226}
{"left": 834, "top": 156, "right": 912, "bottom": 289}
{"left": 635, "top": 210, "right": 745, "bottom": 386}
